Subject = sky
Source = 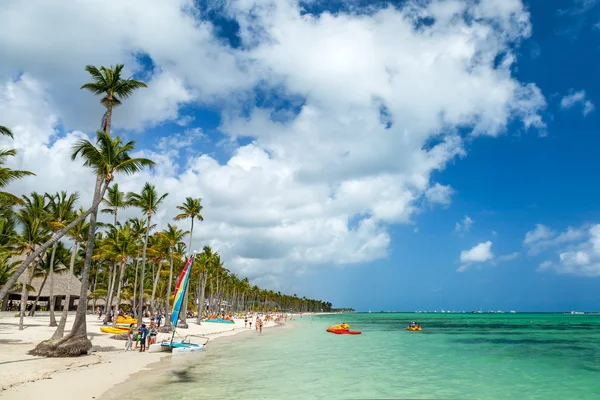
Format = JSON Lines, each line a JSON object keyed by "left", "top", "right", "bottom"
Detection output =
{"left": 1, "top": 0, "right": 599, "bottom": 312}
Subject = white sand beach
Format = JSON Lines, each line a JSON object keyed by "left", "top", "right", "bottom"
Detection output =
{"left": 0, "top": 312, "right": 279, "bottom": 399}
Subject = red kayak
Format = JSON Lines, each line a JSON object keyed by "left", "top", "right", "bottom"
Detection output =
{"left": 327, "top": 329, "right": 362, "bottom": 335}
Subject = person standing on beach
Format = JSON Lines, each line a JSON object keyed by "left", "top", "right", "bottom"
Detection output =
{"left": 125, "top": 323, "right": 134, "bottom": 351}
{"left": 259, "top": 318, "right": 263, "bottom": 333}
{"left": 139, "top": 324, "right": 148, "bottom": 352}
{"left": 249, "top": 318, "right": 252, "bottom": 330}
{"left": 244, "top": 316, "right": 248, "bottom": 328}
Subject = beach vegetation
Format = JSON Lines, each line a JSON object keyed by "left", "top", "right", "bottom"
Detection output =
{"left": 1, "top": 64, "right": 332, "bottom": 359}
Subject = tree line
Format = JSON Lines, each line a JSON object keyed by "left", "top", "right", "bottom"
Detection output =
{"left": 0, "top": 64, "right": 332, "bottom": 357}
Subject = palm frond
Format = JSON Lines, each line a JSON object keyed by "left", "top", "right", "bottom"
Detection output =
{"left": 0, "top": 125, "right": 14, "bottom": 138}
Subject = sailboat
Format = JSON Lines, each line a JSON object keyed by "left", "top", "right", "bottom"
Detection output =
{"left": 149, "top": 254, "right": 209, "bottom": 355}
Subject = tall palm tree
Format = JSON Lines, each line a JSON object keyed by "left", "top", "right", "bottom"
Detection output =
{"left": 52, "top": 209, "right": 89, "bottom": 340}
{"left": 0, "top": 133, "right": 154, "bottom": 307}
{"left": 127, "top": 183, "right": 168, "bottom": 325}
{"left": 173, "top": 197, "right": 203, "bottom": 327}
{"left": 101, "top": 183, "right": 128, "bottom": 227}
{"left": 158, "top": 224, "right": 188, "bottom": 328}
{"left": 45, "top": 191, "right": 79, "bottom": 326}
{"left": 28, "top": 133, "right": 154, "bottom": 357}
{"left": 81, "top": 64, "right": 147, "bottom": 134}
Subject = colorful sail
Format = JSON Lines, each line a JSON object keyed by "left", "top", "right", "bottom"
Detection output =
{"left": 171, "top": 254, "right": 194, "bottom": 329}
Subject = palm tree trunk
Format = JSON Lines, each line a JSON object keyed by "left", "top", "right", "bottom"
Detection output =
{"left": 57, "top": 175, "right": 105, "bottom": 350}
{"left": 103, "top": 264, "right": 117, "bottom": 325}
{"left": 196, "top": 272, "right": 207, "bottom": 324}
{"left": 137, "top": 214, "right": 151, "bottom": 326}
{"left": 112, "top": 261, "right": 126, "bottom": 327}
{"left": 18, "top": 254, "right": 36, "bottom": 331}
{"left": 18, "top": 269, "right": 29, "bottom": 330}
{"left": 29, "top": 272, "right": 48, "bottom": 317}
{"left": 0, "top": 183, "right": 107, "bottom": 302}
{"left": 52, "top": 240, "right": 78, "bottom": 339}
{"left": 132, "top": 257, "right": 139, "bottom": 314}
{"left": 48, "top": 240, "right": 58, "bottom": 326}
{"left": 103, "top": 104, "right": 113, "bottom": 135}
{"left": 164, "top": 249, "right": 174, "bottom": 329}
{"left": 179, "top": 218, "right": 193, "bottom": 328}
{"left": 151, "top": 261, "right": 162, "bottom": 313}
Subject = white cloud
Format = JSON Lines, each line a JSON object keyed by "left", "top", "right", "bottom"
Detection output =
{"left": 496, "top": 251, "right": 520, "bottom": 263}
{"left": 523, "top": 224, "right": 585, "bottom": 255}
{"left": 424, "top": 183, "right": 454, "bottom": 207}
{"left": 1, "top": 0, "right": 547, "bottom": 287}
{"left": 538, "top": 260, "right": 553, "bottom": 271}
{"left": 560, "top": 90, "right": 595, "bottom": 116}
{"left": 531, "top": 224, "right": 600, "bottom": 277}
{"left": 455, "top": 215, "right": 474, "bottom": 232}
{"left": 458, "top": 241, "right": 493, "bottom": 272}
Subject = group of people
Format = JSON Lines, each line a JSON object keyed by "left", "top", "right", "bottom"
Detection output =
{"left": 125, "top": 319, "right": 159, "bottom": 352}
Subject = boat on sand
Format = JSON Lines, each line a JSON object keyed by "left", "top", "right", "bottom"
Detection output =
{"left": 148, "top": 254, "right": 210, "bottom": 355}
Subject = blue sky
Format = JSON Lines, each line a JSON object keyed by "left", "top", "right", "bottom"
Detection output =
{"left": 2, "top": 0, "right": 600, "bottom": 312}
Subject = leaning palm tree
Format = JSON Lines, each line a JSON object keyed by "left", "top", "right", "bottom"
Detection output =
{"left": 127, "top": 183, "right": 168, "bottom": 325}
{"left": 0, "top": 133, "right": 154, "bottom": 308}
{"left": 52, "top": 209, "right": 89, "bottom": 340}
{"left": 173, "top": 197, "right": 203, "bottom": 327}
{"left": 14, "top": 193, "right": 51, "bottom": 330}
{"left": 45, "top": 191, "right": 79, "bottom": 326}
{"left": 158, "top": 224, "right": 188, "bottom": 329}
{"left": 28, "top": 132, "right": 155, "bottom": 357}
{"left": 81, "top": 64, "right": 147, "bottom": 134}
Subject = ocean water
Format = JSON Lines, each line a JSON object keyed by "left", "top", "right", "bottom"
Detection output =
{"left": 104, "top": 313, "right": 600, "bottom": 399}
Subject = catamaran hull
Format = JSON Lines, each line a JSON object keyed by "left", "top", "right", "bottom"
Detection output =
{"left": 148, "top": 342, "right": 206, "bottom": 354}
{"left": 148, "top": 343, "right": 172, "bottom": 353}
{"left": 172, "top": 345, "right": 205, "bottom": 355}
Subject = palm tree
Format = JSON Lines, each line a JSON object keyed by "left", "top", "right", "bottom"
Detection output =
{"left": 29, "top": 243, "right": 69, "bottom": 316}
{"left": 52, "top": 209, "right": 89, "bottom": 339}
{"left": 46, "top": 191, "right": 79, "bottom": 326}
{"left": 174, "top": 197, "right": 203, "bottom": 327}
{"left": 98, "top": 223, "right": 137, "bottom": 327}
{"left": 195, "top": 246, "right": 214, "bottom": 324}
{"left": 101, "top": 184, "right": 128, "bottom": 227}
{"left": 159, "top": 224, "right": 188, "bottom": 329}
{"left": 146, "top": 233, "right": 169, "bottom": 313}
{"left": 0, "top": 132, "right": 154, "bottom": 309}
{"left": 28, "top": 133, "right": 154, "bottom": 357}
{"left": 81, "top": 64, "right": 147, "bottom": 134}
{"left": 14, "top": 193, "right": 50, "bottom": 330}
{"left": 128, "top": 217, "right": 149, "bottom": 313}
{"left": 127, "top": 183, "right": 168, "bottom": 325}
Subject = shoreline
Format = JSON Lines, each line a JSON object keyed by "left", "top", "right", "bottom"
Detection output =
{"left": 0, "top": 312, "right": 290, "bottom": 400}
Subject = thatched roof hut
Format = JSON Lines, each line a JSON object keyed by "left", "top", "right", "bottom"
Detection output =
{"left": 3, "top": 270, "right": 85, "bottom": 312}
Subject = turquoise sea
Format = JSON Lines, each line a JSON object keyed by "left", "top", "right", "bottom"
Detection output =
{"left": 105, "top": 313, "right": 600, "bottom": 399}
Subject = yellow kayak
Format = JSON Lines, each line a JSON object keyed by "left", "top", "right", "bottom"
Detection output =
{"left": 405, "top": 326, "right": 422, "bottom": 331}
{"left": 100, "top": 326, "right": 130, "bottom": 334}
{"left": 116, "top": 316, "right": 137, "bottom": 324}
